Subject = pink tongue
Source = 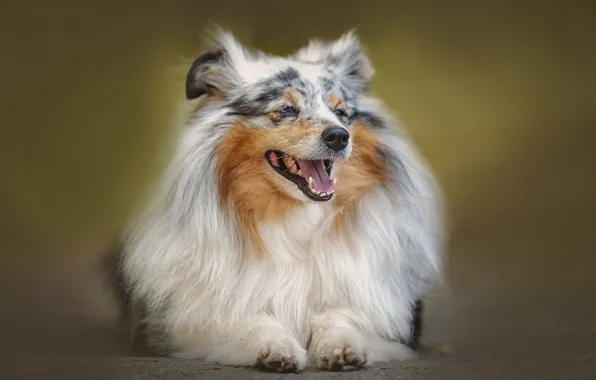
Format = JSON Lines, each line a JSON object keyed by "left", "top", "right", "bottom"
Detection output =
{"left": 296, "top": 159, "right": 334, "bottom": 193}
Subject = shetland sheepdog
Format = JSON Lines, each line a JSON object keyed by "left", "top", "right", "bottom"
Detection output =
{"left": 120, "top": 30, "right": 444, "bottom": 372}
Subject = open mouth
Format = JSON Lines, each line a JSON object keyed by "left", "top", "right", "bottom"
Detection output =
{"left": 265, "top": 150, "right": 336, "bottom": 202}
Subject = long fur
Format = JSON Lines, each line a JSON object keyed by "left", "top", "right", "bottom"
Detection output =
{"left": 120, "top": 30, "right": 444, "bottom": 372}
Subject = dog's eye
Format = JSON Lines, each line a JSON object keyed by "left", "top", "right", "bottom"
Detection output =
{"left": 334, "top": 108, "right": 348, "bottom": 120}
{"left": 277, "top": 105, "right": 298, "bottom": 118}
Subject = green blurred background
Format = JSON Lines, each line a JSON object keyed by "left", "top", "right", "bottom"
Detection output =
{"left": 1, "top": 0, "right": 595, "bottom": 357}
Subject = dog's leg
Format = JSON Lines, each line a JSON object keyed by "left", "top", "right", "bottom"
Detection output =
{"left": 177, "top": 316, "right": 307, "bottom": 373}
{"left": 309, "top": 309, "right": 414, "bottom": 371}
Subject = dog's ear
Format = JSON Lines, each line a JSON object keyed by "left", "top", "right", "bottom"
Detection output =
{"left": 185, "top": 32, "right": 247, "bottom": 100}
{"left": 185, "top": 48, "right": 225, "bottom": 99}
{"left": 294, "top": 30, "right": 374, "bottom": 93}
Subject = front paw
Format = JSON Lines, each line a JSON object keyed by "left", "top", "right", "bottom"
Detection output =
{"left": 310, "top": 328, "right": 368, "bottom": 371}
{"left": 255, "top": 337, "right": 307, "bottom": 373}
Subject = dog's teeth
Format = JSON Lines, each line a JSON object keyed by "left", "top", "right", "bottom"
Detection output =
{"left": 284, "top": 157, "right": 299, "bottom": 175}
{"left": 333, "top": 178, "right": 337, "bottom": 186}
{"left": 320, "top": 192, "right": 327, "bottom": 197}
{"left": 329, "top": 189, "right": 334, "bottom": 194}
{"left": 308, "top": 177, "right": 313, "bottom": 187}
{"left": 297, "top": 169, "right": 302, "bottom": 176}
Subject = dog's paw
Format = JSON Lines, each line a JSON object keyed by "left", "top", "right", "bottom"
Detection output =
{"left": 310, "top": 328, "right": 367, "bottom": 371}
{"left": 255, "top": 337, "right": 307, "bottom": 373}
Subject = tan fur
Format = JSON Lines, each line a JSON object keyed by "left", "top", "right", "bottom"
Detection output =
{"left": 327, "top": 93, "right": 345, "bottom": 110}
{"left": 267, "top": 88, "right": 305, "bottom": 122}
{"left": 283, "top": 88, "right": 303, "bottom": 108}
{"left": 217, "top": 120, "right": 317, "bottom": 256}
{"left": 214, "top": 87, "right": 317, "bottom": 254}
{"left": 216, "top": 113, "right": 386, "bottom": 254}
{"left": 331, "top": 122, "right": 386, "bottom": 234}
{"left": 327, "top": 93, "right": 349, "bottom": 123}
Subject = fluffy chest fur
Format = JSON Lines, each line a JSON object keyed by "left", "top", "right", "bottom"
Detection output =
{"left": 202, "top": 190, "right": 413, "bottom": 345}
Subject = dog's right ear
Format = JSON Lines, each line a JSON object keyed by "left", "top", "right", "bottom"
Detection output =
{"left": 186, "top": 31, "right": 251, "bottom": 100}
{"left": 186, "top": 47, "right": 234, "bottom": 100}
{"left": 186, "top": 48, "right": 222, "bottom": 99}
{"left": 187, "top": 38, "right": 251, "bottom": 100}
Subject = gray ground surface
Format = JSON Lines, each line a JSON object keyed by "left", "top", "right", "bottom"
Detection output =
{"left": 5, "top": 319, "right": 596, "bottom": 379}
{"left": 5, "top": 353, "right": 596, "bottom": 380}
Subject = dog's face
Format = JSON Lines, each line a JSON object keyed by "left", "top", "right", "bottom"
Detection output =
{"left": 186, "top": 31, "right": 374, "bottom": 204}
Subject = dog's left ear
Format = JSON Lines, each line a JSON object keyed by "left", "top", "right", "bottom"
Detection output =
{"left": 294, "top": 31, "right": 375, "bottom": 93}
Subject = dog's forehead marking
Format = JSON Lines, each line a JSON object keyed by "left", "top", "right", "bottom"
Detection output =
{"left": 276, "top": 63, "right": 348, "bottom": 127}
{"left": 293, "top": 61, "right": 326, "bottom": 86}
{"left": 228, "top": 53, "right": 353, "bottom": 126}
{"left": 240, "top": 61, "right": 285, "bottom": 84}
{"left": 289, "top": 65, "right": 345, "bottom": 126}
{"left": 239, "top": 58, "right": 325, "bottom": 85}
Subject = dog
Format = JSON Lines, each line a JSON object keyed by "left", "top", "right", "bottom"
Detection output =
{"left": 119, "top": 30, "right": 444, "bottom": 372}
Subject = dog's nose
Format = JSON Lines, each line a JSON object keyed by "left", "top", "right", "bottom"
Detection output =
{"left": 322, "top": 127, "right": 350, "bottom": 152}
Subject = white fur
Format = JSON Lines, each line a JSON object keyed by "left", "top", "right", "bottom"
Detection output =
{"left": 121, "top": 33, "right": 444, "bottom": 372}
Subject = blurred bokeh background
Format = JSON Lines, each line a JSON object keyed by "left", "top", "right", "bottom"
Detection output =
{"left": 1, "top": 0, "right": 595, "bottom": 359}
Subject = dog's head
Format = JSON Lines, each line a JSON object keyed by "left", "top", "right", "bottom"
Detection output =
{"left": 186, "top": 31, "right": 375, "bottom": 204}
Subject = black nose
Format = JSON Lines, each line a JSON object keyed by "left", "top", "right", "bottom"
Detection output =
{"left": 322, "top": 127, "right": 350, "bottom": 152}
